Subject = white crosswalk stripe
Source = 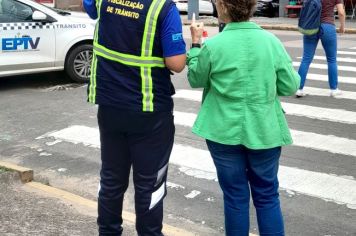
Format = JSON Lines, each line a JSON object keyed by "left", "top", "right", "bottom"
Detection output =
{"left": 298, "top": 55, "right": 356, "bottom": 63}
{"left": 171, "top": 145, "right": 356, "bottom": 209}
{"left": 43, "top": 125, "right": 356, "bottom": 208}
{"left": 174, "top": 89, "right": 356, "bottom": 123}
{"left": 306, "top": 73, "right": 356, "bottom": 85}
{"left": 337, "top": 50, "right": 356, "bottom": 55}
{"left": 173, "top": 111, "right": 356, "bottom": 157}
{"left": 293, "top": 86, "right": 356, "bottom": 99}
{"left": 283, "top": 102, "right": 356, "bottom": 122}
{"left": 293, "top": 61, "right": 356, "bottom": 72}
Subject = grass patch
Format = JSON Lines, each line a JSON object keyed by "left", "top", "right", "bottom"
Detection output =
{"left": 0, "top": 167, "right": 10, "bottom": 173}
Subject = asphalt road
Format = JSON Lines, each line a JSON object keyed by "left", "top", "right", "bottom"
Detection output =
{"left": 0, "top": 27, "right": 355, "bottom": 235}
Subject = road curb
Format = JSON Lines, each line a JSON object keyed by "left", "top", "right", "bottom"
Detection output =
{"left": 0, "top": 161, "right": 33, "bottom": 183}
{"left": 182, "top": 20, "right": 356, "bottom": 34}
{"left": 259, "top": 24, "right": 356, "bottom": 34}
{"left": 27, "top": 182, "right": 258, "bottom": 236}
{"left": 26, "top": 181, "right": 196, "bottom": 236}
{"left": 0, "top": 161, "right": 195, "bottom": 236}
{"left": 1, "top": 161, "right": 258, "bottom": 236}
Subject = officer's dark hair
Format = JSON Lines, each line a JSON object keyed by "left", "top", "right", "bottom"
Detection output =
{"left": 222, "top": 0, "right": 257, "bottom": 22}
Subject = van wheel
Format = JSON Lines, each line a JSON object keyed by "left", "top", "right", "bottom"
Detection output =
{"left": 65, "top": 44, "right": 93, "bottom": 83}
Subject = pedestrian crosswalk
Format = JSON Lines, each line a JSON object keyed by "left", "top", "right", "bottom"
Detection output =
{"left": 173, "top": 110, "right": 356, "bottom": 157}
{"left": 175, "top": 89, "right": 356, "bottom": 123}
{"left": 39, "top": 46, "right": 356, "bottom": 218}
{"left": 288, "top": 86, "right": 356, "bottom": 99}
{"left": 337, "top": 50, "right": 356, "bottom": 55}
{"left": 299, "top": 55, "right": 356, "bottom": 63}
{"left": 293, "top": 61, "right": 356, "bottom": 72}
{"left": 43, "top": 124, "right": 356, "bottom": 208}
{"left": 307, "top": 73, "right": 356, "bottom": 84}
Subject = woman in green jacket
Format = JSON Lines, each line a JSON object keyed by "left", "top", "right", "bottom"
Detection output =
{"left": 187, "top": 0, "right": 300, "bottom": 235}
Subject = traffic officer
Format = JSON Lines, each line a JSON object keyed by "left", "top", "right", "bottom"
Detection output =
{"left": 83, "top": 0, "right": 186, "bottom": 234}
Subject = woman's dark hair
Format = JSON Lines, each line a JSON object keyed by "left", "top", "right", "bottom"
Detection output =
{"left": 222, "top": 0, "right": 257, "bottom": 22}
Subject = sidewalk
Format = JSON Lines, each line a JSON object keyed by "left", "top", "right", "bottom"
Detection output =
{"left": 0, "top": 172, "right": 100, "bottom": 236}
{"left": 0, "top": 161, "right": 261, "bottom": 236}
{"left": 181, "top": 15, "right": 356, "bottom": 34}
{"left": 0, "top": 162, "right": 195, "bottom": 236}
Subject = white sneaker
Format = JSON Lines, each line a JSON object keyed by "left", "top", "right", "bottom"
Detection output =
{"left": 295, "top": 89, "right": 306, "bottom": 98}
{"left": 330, "top": 89, "right": 342, "bottom": 97}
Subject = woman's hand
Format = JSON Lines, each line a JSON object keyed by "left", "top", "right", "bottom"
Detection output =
{"left": 190, "top": 15, "right": 204, "bottom": 44}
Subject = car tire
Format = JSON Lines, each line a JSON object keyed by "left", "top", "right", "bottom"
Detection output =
{"left": 273, "top": 9, "right": 279, "bottom": 17}
{"left": 65, "top": 44, "right": 93, "bottom": 83}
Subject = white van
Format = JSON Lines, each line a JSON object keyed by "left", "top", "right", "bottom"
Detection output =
{"left": 0, "top": 0, "right": 95, "bottom": 82}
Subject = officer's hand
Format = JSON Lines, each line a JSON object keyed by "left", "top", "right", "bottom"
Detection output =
{"left": 190, "top": 15, "right": 204, "bottom": 44}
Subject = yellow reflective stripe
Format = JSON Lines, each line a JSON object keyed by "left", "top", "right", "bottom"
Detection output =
{"left": 94, "top": 0, "right": 103, "bottom": 43}
{"left": 148, "top": 67, "right": 154, "bottom": 111}
{"left": 93, "top": 43, "right": 165, "bottom": 67}
{"left": 148, "top": 0, "right": 165, "bottom": 56}
{"left": 141, "top": 0, "right": 154, "bottom": 56}
{"left": 89, "top": 53, "right": 98, "bottom": 103}
{"left": 141, "top": 0, "right": 166, "bottom": 111}
{"left": 88, "top": 0, "right": 103, "bottom": 103}
{"left": 141, "top": 0, "right": 165, "bottom": 56}
{"left": 141, "top": 67, "right": 147, "bottom": 111}
{"left": 95, "top": 43, "right": 164, "bottom": 61}
{"left": 141, "top": 67, "right": 153, "bottom": 112}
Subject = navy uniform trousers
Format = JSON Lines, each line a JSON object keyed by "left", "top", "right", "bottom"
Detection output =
{"left": 97, "top": 105, "right": 175, "bottom": 236}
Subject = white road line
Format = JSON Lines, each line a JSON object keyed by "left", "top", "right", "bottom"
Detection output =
{"left": 292, "top": 130, "right": 356, "bottom": 156}
{"left": 293, "top": 61, "right": 356, "bottom": 72}
{"left": 185, "top": 190, "right": 201, "bottom": 199}
{"left": 306, "top": 73, "right": 356, "bottom": 85}
{"left": 337, "top": 50, "right": 356, "bottom": 55}
{"left": 174, "top": 90, "right": 203, "bottom": 102}
{"left": 43, "top": 125, "right": 356, "bottom": 208}
{"left": 297, "top": 56, "right": 356, "bottom": 63}
{"left": 46, "top": 140, "right": 62, "bottom": 146}
{"left": 167, "top": 182, "right": 185, "bottom": 190}
{"left": 283, "top": 102, "right": 356, "bottom": 124}
{"left": 294, "top": 86, "right": 356, "bottom": 100}
{"left": 174, "top": 89, "right": 356, "bottom": 124}
{"left": 173, "top": 111, "right": 356, "bottom": 157}
{"left": 172, "top": 143, "right": 356, "bottom": 208}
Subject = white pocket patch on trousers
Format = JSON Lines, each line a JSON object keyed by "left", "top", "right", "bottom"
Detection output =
{"left": 149, "top": 182, "right": 166, "bottom": 210}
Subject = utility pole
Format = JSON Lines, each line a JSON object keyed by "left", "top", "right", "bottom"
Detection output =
{"left": 279, "top": 0, "right": 288, "bottom": 17}
{"left": 188, "top": 0, "right": 199, "bottom": 20}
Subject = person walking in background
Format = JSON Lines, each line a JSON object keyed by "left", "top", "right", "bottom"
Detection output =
{"left": 83, "top": 0, "right": 186, "bottom": 235}
{"left": 187, "top": 0, "right": 300, "bottom": 235}
{"left": 296, "top": 0, "right": 346, "bottom": 98}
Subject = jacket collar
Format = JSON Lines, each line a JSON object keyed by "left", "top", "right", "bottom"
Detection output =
{"left": 222, "top": 21, "right": 262, "bottom": 31}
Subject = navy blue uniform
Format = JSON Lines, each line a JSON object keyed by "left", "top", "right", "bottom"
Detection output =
{"left": 83, "top": 0, "right": 185, "bottom": 234}
{"left": 97, "top": 106, "right": 174, "bottom": 235}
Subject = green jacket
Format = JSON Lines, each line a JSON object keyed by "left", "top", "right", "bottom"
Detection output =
{"left": 187, "top": 22, "right": 301, "bottom": 149}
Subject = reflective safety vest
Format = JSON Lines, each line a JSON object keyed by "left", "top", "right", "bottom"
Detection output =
{"left": 88, "top": 0, "right": 175, "bottom": 112}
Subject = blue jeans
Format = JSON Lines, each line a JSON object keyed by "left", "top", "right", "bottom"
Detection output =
{"left": 206, "top": 140, "right": 284, "bottom": 236}
{"left": 298, "top": 23, "right": 338, "bottom": 90}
